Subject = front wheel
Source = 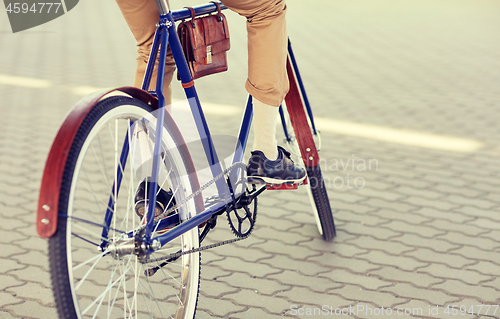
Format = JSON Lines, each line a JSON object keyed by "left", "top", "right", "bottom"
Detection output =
{"left": 281, "top": 103, "right": 336, "bottom": 241}
{"left": 48, "top": 96, "right": 201, "bottom": 319}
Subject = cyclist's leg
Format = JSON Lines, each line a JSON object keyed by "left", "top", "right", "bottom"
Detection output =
{"left": 221, "top": 0, "right": 304, "bottom": 184}
{"left": 115, "top": 0, "right": 176, "bottom": 107}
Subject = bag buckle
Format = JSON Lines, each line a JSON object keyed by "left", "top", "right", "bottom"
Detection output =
{"left": 206, "top": 45, "right": 212, "bottom": 64}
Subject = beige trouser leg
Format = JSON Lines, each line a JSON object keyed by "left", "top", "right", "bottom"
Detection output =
{"left": 221, "top": 0, "right": 289, "bottom": 107}
{"left": 115, "top": 0, "right": 176, "bottom": 106}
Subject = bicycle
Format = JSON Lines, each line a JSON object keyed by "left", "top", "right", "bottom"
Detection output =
{"left": 36, "top": 1, "right": 336, "bottom": 318}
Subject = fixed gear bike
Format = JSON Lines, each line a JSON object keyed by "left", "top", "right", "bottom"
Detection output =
{"left": 36, "top": 1, "right": 336, "bottom": 318}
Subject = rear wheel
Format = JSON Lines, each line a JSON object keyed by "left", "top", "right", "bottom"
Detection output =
{"left": 48, "top": 96, "right": 201, "bottom": 318}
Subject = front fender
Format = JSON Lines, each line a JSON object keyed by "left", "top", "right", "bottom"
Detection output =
{"left": 36, "top": 87, "right": 158, "bottom": 238}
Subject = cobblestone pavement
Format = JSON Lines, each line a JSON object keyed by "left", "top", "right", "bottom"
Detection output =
{"left": 1, "top": 0, "right": 500, "bottom": 318}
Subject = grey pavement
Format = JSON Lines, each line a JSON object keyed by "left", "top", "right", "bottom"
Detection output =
{"left": 1, "top": 0, "right": 500, "bottom": 318}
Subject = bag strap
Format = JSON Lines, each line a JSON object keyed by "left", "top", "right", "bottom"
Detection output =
{"left": 183, "top": 7, "right": 196, "bottom": 27}
{"left": 209, "top": 1, "right": 224, "bottom": 22}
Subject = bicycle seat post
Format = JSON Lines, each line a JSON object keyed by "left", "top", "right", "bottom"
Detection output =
{"left": 155, "top": 0, "right": 170, "bottom": 15}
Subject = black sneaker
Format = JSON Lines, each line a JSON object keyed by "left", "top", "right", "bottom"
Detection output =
{"left": 247, "top": 146, "right": 306, "bottom": 185}
{"left": 134, "top": 180, "right": 177, "bottom": 219}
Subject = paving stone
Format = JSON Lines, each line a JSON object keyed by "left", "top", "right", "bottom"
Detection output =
{"left": 444, "top": 195, "right": 497, "bottom": 210}
{"left": 7, "top": 265, "right": 52, "bottom": 289}
{"left": 0, "top": 274, "right": 24, "bottom": 290}
{"left": 482, "top": 277, "right": 500, "bottom": 290}
{"left": 402, "top": 196, "right": 460, "bottom": 211}
{"left": 0, "top": 259, "right": 25, "bottom": 274}
{"left": 255, "top": 214, "right": 302, "bottom": 232}
{"left": 196, "top": 296, "right": 246, "bottom": 318}
{"left": 341, "top": 223, "right": 402, "bottom": 240}
{"left": 391, "top": 233, "right": 460, "bottom": 253}
{"left": 427, "top": 219, "right": 490, "bottom": 237}
{"left": 370, "top": 266, "right": 443, "bottom": 288}
{"left": 224, "top": 289, "right": 291, "bottom": 314}
{"left": 359, "top": 198, "right": 418, "bottom": 212}
{"left": 335, "top": 210, "right": 389, "bottom": 226}
{"left": 466, "top": 261, "right": 500, "bottom": 277}
{"left": 301, "top": 241, "right": 368, "bottom": 258}
{"left": 252, "top": 226, "right": 310, "bottom": 245}
{"left": 381, "top": 220, "right": 446, "bottom": 239}
{"left": 394, "top": 186, "right": 446, "bottom": 200}
{"left": 0, "top": 310, "right": 20, "bottom": 319}
{"left": 319, "top": 269, "right": 392, "bottom": 290}
{"left": 199, "top": 279, "right": 239, "bottom": 298}
{"left": 381, "top": 283, "right": 458, "bottom": 305}
{"left": 414, "top": 207, "right": 475, "bottom": 224}
{"left": 281, "top": 211, "right": 318, "bottom": 227}
{"left": 436, "top": 232, "right": 499, "bottom": 251}
{"left": 405, "top": 248, "right": 475, "bottom": 269}
{"left": 277, "top": 287, "right": 352, "bottom": 312}
{"left": 329, "top": 284, "right": 405, "bottom": 307}
{"left": 417, "top": 264, "right": 492, "bottom": 286}
{"left": 0, "top": 291, "right": 22, "bottom": 308}
{"left": 4, "top": 300, "right": 58, "bottom": 318}
{"left": 201, "top": 263, "right": 232, "bottom": 281}
{"left": 252, "top": 240, "right": 322, "bottom": 260}
{"left": 290, "top": 229, "right": 356, "bottom": 246}
{"left": 434, "top": 184, "right": 485, "bottom": 199}
{"left": 210, "top": 245, "right": 273, "bottom": 263}
{"left": 258, "top": 254, "right": 330, "bottom": 276}
{"left": 268, "top": 270, "right": 341, "bottom": 293}
{"left": 432, "top": 280, "right": 500, "bottom": 303}
{"left": 202, "top": 251, "right": 226, "bottom": 264}
{"left": 478, "top": 230, "right": 500, "bottom": 243}
{"left": 0, "top": 229, "right": 28, "bottom": 244}
{"left": 373, "top": 208, "right": 432, "bottom": 225}
{"left": 326, "top": 201, "right": 377, "bottom": 215}
{"left": 217, "top": 272, "right": 290, "bottom": 295}
{"left": 451, "top": 246, "right": 500, "bottom": 266}
{"left": 384, "top": 177, "right": 432, "bottom": 190}
{"left": 309, "top": 253, "right": 381, "bottom": 273}
{"left": 210, "top": 257, "right": 281, "bottom": 277}
{"left": 469, "top": 217, "right": 500, "bottom": 231}
{"left": 6, "top": 282, "right": 55, "bottom": 307}
{"left": 345, "top": 236, "right": 414, "bottom": 255}
{"left": 0, "top": 218, "right": 28, "bottom": 231}
{"left": 12, "top": 236, "right": 49, "bottom": 254}
{"left": 357, "top": 251, "right": 428, "bottom": 272}
{"left": 230, "top": 307, "right": 283, "bottom": 319}
{"left": 11, "top": 250, "right": 49, "bottom": 271}
{"left": 443, "top": 297, "right": 498, "bottom": 319}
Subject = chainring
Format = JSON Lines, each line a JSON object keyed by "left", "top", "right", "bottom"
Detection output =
{"left": 226, "top": 196, "right": 257, "bottom": 238}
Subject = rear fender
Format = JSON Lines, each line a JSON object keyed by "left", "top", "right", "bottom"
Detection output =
{"left": 36, "top": 87, "right": 158, "bottom": 238}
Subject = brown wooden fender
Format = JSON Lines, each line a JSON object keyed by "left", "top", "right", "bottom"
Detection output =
{"left": 284, "top": 57, "right": 320, "bottom": 168}
{"left": 36, "top": 87, "right": 159, "bottom": 238}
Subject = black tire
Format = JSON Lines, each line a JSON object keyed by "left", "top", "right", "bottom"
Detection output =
{"left": 48, "top": 96, "right": 201, "bottom": 319}
{"left": 306, "top": 165, "right": 336, "bottom": 241}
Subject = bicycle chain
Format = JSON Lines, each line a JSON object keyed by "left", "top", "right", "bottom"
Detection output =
{"left": 146, "top": 232, "right": 251, "bottom": 264}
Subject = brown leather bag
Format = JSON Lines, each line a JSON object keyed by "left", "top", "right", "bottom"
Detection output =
{"left": 177, "top": 2, "right": 230, "bottom": 80}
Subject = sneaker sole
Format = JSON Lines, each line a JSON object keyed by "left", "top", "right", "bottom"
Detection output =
{"left": 247, "top": 175, "right": 306, "bottom": 185}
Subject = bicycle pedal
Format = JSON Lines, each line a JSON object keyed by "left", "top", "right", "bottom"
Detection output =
{"left": 266, "top": 178, "right": 307, "bottom": 190}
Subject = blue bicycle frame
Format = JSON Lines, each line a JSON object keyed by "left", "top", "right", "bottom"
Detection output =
{"left": 100, "top": 1, "right": 316, "bottom": 252}
{"left": 99, "top": 2, "right": 253, "bottom": 251}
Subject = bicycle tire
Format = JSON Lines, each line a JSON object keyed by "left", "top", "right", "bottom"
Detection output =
{"left": 305, "top": 165, "right": 336, "bottom": 241}
{"left": 48, "top": 95, "right": 201, "bottom": 319}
